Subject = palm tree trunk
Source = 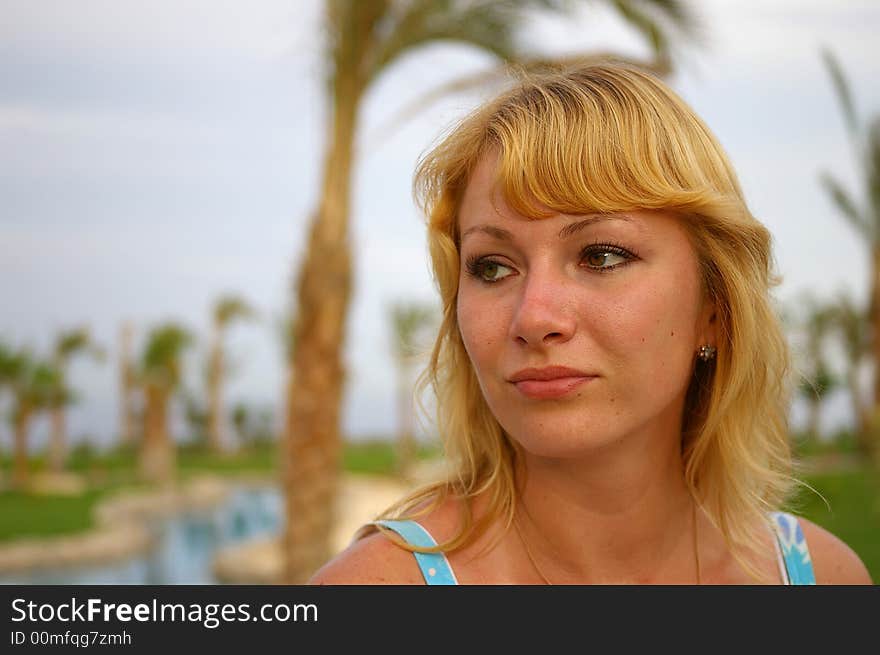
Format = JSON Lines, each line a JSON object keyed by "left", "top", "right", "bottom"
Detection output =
{"left": 119, "top": 322, "right": 136, "bottom": 446}
{"left": 140, "top": 384, "right": 174, "bottom": 483}
{"left": 12, "top": 408, "right": 31, "bottom": 490}
{"left": 396, "top": 364, "right": 415, "bottom": 480}
{"left": 282, "top": 76, "right": 360, "bottom": 584}
{"left": 806, "top": 395, "right": 821, "bottom": 442}
{"left": 848, "top": 367, "right": 871, "bottom": 456}
{"left": 871, "top": 246, "right": 880, "bottom": 462}
{"left": 207, "top": 327, "right": 224, "bottom": 453}
{"left": 48, "top": 406, "right": 66, "bottom": 472}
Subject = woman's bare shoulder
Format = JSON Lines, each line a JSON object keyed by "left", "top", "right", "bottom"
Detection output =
{"left": 307, "top": 528, "right": 425, "bottom": 585}
{"left": 307, "top": 492, "right": 476, "bottom": 585}
{"left": 798, "top": 516, "right": 873, "bottom": 585}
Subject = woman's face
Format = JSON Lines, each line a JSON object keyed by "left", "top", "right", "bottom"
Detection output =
{"left": 456, "top": 154, "right": 716, "bottom": 458}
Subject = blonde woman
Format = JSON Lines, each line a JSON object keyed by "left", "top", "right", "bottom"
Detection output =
{"left": 310, "top": 63, "right": 871, "bottom": 585}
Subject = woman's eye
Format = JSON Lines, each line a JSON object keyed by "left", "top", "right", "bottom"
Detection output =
{"left": 477, "top": 260, "right": 514, "bottom": 282}
{"left": 466, "top": 258, "right": 514, "bottom": 283}
{"left": 581, "top": 246, "right": 633, "bottom": 271}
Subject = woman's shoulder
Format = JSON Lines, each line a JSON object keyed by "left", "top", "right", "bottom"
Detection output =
{"left": 307, "top": 529, "right": 426, "bottom": 585}
{"left": 793, "top": 514, "right": 873, "bottom": 585}
{"left": 308, "top": 494, "right": 467, "bottom": 585}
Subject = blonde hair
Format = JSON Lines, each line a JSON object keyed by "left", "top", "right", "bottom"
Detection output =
{"left": 370, "top": 62, "right": 797, "bottom": 582}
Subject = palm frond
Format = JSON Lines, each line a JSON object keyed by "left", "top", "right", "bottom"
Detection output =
{"left": 867, "top": 115, "right": 880, "bottom": 222}
{"left": 141, "top": 324, "right": 192, "bottom": 389}
{"left": 0, "top": 348, "right": 34, "bottom": 391}
{"left": 819, "top": 171, "right": 873, "bottom": 240}
{"left": 0, "top": 342, "right": 19, "bottom": 384}
{"left": 821, "top": 47, "right": 859, "bottom": 140}
{"left": 53, "top": 326, "right": 104, "bottom": 367}
{"left": 362, "top": 0, "right": 695, "bottom": 148}
{"left": 365, "top": 0, "right": 524, "bottom": 85}
{"left": 390, "top": 300, "right": 438, "bottom": 360}
{"left": 55, "top": 328, "right": 91, "bottom": 359}
{"left": 35, "top": 363, "right": 74, "bottom": 408}
{"left": 828, "top": 290, "right": 869, "bottom": 365}
{"left": 214, "top": 295, "right": 256, "bottom": 327}
{"left": 797, "top": 362, "right": 837, "bottom": 401}
{"left": 638, "top": 0, "right": 697, "bottom": 30}
{"left": 610, "top": 0, "right": 696, "bottom": 60}
{"left": 365, "top": 50, "right": 669, "bottom": 150}
{"left": 7, "top": 360, "right": 65, "bottom": 413}
{"left": 326, "top": 0, "right": 394, "bottom": 90}
{"left": 613, "top": 1, "right": 666, "bottom": 56}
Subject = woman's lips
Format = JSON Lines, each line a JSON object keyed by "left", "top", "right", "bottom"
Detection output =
{"left": 513, "top": 376, "right": 597, "bottom": 399}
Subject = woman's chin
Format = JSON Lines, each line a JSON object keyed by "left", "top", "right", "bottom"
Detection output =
{"left": 506, "top": 426, "right": 623, "bottom": 460}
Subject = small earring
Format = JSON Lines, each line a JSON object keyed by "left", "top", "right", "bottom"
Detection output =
{"left": 697, "top": 344, "right": 716, "bottom": 362}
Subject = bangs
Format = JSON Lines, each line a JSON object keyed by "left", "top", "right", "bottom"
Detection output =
{"left": 483, "top": 66, "right": 743, "bottom": 221}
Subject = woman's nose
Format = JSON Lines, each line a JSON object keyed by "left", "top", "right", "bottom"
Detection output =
{"left": 508, "top": 270, "right": 577, "bottom": 347}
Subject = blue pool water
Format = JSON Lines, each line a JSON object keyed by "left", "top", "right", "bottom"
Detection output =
{"left": 0, "top": 485, "right": 282, "bottom": 585}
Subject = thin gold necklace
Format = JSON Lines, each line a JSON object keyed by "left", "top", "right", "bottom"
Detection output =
{"left": 514, "top": 501, "right": 702, "bottom": 585}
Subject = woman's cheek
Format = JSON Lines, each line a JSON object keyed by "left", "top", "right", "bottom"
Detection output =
{"left": 458, "top": 294, "right": 507, "bottom": 378}
{"left": 457, "top": 295, "right": 483, "bottom": 360}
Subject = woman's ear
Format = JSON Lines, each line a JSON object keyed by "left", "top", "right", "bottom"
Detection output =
{"left": 697, "top": 299, "right": 717, "bottom": 350}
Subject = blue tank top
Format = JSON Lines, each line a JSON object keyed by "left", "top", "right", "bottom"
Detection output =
{"left": 374, "top": 511, "right": 816, "bottom": 585}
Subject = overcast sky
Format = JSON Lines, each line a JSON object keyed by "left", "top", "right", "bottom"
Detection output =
{"left": 1, "top": 0, "right": 879, "bottom": 450}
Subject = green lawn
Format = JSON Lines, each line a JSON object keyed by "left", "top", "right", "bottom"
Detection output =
{"left": 0, "top": 439, "right": 426, "bottom": 542}
{"left": 791, "top": 466, "right": 880, "bottom": 583}
{"left": 0, "top": 488, "right": 108, "bottom": 541}
{"left": 61, "top": 439, "right": 431, "bottom": 478}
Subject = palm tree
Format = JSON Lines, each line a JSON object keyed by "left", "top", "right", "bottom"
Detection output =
{"left": 118, "top": 321, "right": 139, "bottom": 448}
{"left": 231, "top": 401, "right": 275, "bottom": 448}
{"left": 6, "top": 352, "right": 57, "bottom": 489}
{"left": 47, "top": 327, "right": 103, "bottom": 472}
{"left": 390, "top": 300, "right": 438, "bottom": 479}
{"left": 795, "top": 297, "right": 838, "bottom": 442}
{"left": 206, "top": 296, "right": 255, "bottom": 454}
{"left": 283, "top": 0, "right": 699, "bottom": 582}
{"left": 0, "top": 342, "right": 19, "bottom": 485}
{"left": 138, "top": 324, "right": 192, "bottom": 484}
{"left": 819, "top": 48, "right": 880, "bottom": 421}
{"left": 183, "top": 389, "right": 209, "bottom": 445}
{"left": 828, "top": 291, "right": 873, "bottom": 457}
{"left": 232, "top": 402, "right": 250, "bottom": 446}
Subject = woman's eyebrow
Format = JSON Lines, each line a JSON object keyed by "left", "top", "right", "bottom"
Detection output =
{"left": 558, "top": 214, "right": 636, "bottom": 238}
{"left": 461, "top": 214, "right": 637, "bottom": 242}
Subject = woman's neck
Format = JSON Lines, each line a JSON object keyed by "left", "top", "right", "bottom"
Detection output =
{"left": 513, "top": 434, "right": 700, "bottom": 584}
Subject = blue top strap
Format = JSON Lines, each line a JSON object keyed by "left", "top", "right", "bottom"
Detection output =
{"left": 770, "top": 511, "right": 817, "bottom": 585}
{"left": 374, "top": 519, "right": 459, "bottom": 585}
{"left": 376, "top": 513, "right": 815, "bottom": 585}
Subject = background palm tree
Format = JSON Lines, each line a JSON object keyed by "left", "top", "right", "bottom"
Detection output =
{"left": 828, "top": 291, "right": 872, "bottom": 456}
{"left": 183, "top": 389, "right": 209, "bottom": 445}
{"left": 47, "top": 327, "right": 104, "bottom": 472}
{"left": 819, "top": 47, "right": 880, "bottom": 459}
{"left": 795, "top": 296, "right": 838, "bottom": 442}
{"left": 6, "top": 351, "right": 57, "bottom": 489}
{"left": 232, "top": 402, "right": 250, "bottom": 448}
{"left": 118, "top": 321, "right": 139, "bottom": 448}
{"left": 206, "top": 295, "right": 255, "bottom": 454}
{"left": 390, "top": 300, "right": 438, "bottom": 480}
{"left": 232, "top": 401, "right": 275, "bottom": 448}
{"left": 0, "top": 342, "right": 19, "bottom": 486}
{"left": 282, "top": 0, "right": 699, "bottom": 583}
{"left": 138, "top": 323, "right": 192, "bottom": 483}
